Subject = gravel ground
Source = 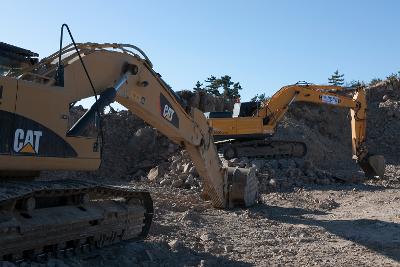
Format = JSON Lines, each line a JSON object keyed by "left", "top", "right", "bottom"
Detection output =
{"left": 8, "top": 165, "right": 399, "bottom": 267}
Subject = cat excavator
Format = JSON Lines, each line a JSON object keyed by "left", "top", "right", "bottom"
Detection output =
{"left": 207, "top": 83, "right": 385, "bottom": 178}
{"left": 0, "top": 26, "right": 258, "bottom": 261}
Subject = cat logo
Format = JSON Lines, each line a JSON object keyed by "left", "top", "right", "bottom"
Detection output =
{"left": 163, "top": 104, "right": 175, "bottom": 122}
{"left": 13, "top": 129, "right": 42, "bottom": 154}
{"left": 159, "top": 93, "right": 179, "bottom": 128}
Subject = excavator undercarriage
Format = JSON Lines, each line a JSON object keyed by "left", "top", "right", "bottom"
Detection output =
{"left": 0, "top": 179, "right": 153, "bottom": 261}
{"left": 216, "top": 138, "right": 307, "bottom": 160}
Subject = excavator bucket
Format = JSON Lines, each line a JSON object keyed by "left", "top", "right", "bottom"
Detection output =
{"left": 359, "top": 154, "right": 386, "bottom": 178}
{"left": 227, "top": 167, "right": 259, "bottom": 208}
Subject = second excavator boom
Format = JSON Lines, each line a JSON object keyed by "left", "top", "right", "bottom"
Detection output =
{"left": 207, "top": 83, "right": 385, "bottom": 178}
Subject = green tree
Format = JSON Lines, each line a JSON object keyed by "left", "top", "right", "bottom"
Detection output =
{"left": 251, "top": 93, "right": 268, "bottom": 102}
{"left": 386, "top": 72, "right": 400, "bottom": 84}
{"left": 203, "top": 75, "right": 242, "bottom": 99}
{"left": 328, "top": 70, "right": 345, "bottom": 86}
{"left": 204, "top": 75, "right": 221, "bottom": 96}
{"left": 369, "top": 78, "right": 382, "bottom": 86}
{"left": 219, "top": 75, "right": 234, "bottom": 98}
{"left": 193, "top": 81, "right": 204, "bottom": 92}
{"left": 230, "top": 82, "right": 242, "bottom": 99}
{"left": 348, "top": 80, "right": 365, "bottom": 88}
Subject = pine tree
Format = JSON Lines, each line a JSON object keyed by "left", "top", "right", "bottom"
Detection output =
{"left": 202, "top": 75, "right": 242, "bottom": 99}
{"left": 219, "top": 75, "right": 234, "bottom": 98}
{"left": 230, "top": 82, "right": 242, "bottom": 99}
{"left": 204, "top": 75, "right": 221, "bottom": 96}
{"left": 328, "top": 70, "right": 345, "bottom": 86}
{"left": 193, "top": 81, "right": 204, "bottom": 92}
{"left": 349, "top": 80, "right": 365, "bottom": 88}
{"left": 251, "top": 93, "right": 268, "bottom": 102}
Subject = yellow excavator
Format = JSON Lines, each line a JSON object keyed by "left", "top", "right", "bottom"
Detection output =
{"left": 207, "top": 83, "right": 385, "bottom": 178}
{"left": 0, "top": 25, "right": 258, "bottom": 261}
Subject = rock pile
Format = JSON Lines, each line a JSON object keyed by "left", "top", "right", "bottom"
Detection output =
{"left": 41, "top": 108, "right": 178, "bottom": 181}
{"left": 365, "top": 79, "right": 400, "bottom": 164}
{"left": 142, "top": 151, "right": 345, "bottom": 194}
{"left": 273, "top": 98, "right": 355, "bottom": 174}
{"left": 177, "top": 90, "right": 234, "bottom": 112}
{"left": 272, "top": 79, "right": 400, "bottom": 176}
{"left": 146, "top": 151, "right": 202, "bottom": 190}
{"left": 43, "top": 78, "right": 400, "bottom": 190}
{"left": 41, "top": 90, "right": 232, "bottom": 182}
{"left": 222, "top": 157, "right": 340, "bottom": 193}
{"left": 145, "top": 79, "right": 400, "bottom": 191}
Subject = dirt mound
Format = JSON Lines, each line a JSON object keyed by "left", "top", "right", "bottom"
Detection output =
{"left": 224, "top": 157, "right": 345, "bottom": 193}
{"left": 146, "top": 150, "right": 202, "bottom": 190}
{"left": 272, "top": 80, "right": 400, "bottom": 175}
{"left": 146, "top": 80, "right": 400, "bottom": 191}
{"left": 41, "top": 90, "right": 234, "bottom": 182}
{"left": 41, "top": 108, "right": 178, "bottom": 181}
{"left": 365, "top": 79, "right": 400, "bottom": 164}
{"left": 177, "top": 90, "right": 234, "bottom": 112}
{"left": 43, "top": 80, "right": 400, "bottom": 190}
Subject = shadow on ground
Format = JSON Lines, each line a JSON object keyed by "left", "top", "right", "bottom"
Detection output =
{"left": 301, "top": 183, "right": 392, "bottom": 192}
{"left": 254, "top": 204, "right": 400, "bottom": 262}
{"left": 72, "top": 239, "right": 251, "bottom": 267}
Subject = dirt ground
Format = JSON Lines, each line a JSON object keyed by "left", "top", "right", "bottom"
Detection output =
{"left": 21, "top": 165, "right": 398, "bottom": 267}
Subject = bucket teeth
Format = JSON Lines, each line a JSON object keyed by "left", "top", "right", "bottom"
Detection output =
{"left": 227, "top": 167, "right": 259, "bottom": 208}
{"left": 359, "top": 154, "right": 386, "bottom": 178}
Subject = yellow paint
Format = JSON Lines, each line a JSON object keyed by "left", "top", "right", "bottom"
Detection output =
{"left": 20, "top": 143, "right": 35, "bottom": 153}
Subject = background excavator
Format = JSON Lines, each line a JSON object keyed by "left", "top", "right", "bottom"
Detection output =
{"left": 0, "top": 26, "right": 258, "bottom": 261}
{"left": 206, "top": 83, "right": 385, "bottom": 178}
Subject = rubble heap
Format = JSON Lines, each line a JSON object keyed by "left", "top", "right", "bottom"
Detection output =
{"left": 146, "top": 151, "right": 202, "bottom": 190}
{"left": 41, "top": 108, "right": 178, "bottom": 181}
{"left": 42, "top": 78, "right": 400, "bottom": 193}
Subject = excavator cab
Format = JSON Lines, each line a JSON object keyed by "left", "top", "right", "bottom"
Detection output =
{"left": 233, "top": 101, "right": 260, "bottom": 117}
{"left": 0, "top": 42, "right": 38, "bottom": 72}
{"left": 204, "top": 101, "right": 260, "bottom": 119}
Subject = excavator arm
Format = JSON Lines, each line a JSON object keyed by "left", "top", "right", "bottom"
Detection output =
{"left": 259, "top": 84, "right": 385, "bottom": 177}
{"left": 115, "top": 61, "right": 232, "bottom": 208}
{"left": 4, "top": 43, "right": 258, "bottom": 208}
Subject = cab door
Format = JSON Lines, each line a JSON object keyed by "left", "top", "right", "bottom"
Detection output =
{"left": 13, "top": 79, "right": 75, "bottom": 157}
{"left": 0, "top": 76, "right": 18, "bottom": 154}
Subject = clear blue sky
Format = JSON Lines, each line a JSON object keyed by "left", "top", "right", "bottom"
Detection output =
{"left": 2, "top": 0, "right": 400, "bottom": 102}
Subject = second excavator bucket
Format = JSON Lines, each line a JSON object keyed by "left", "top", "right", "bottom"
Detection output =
{"left": 359, "top": 154, "right": 386, "bottom": 178}
{"left": 227, "top": 167, "right": 259, "bottom": 208}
